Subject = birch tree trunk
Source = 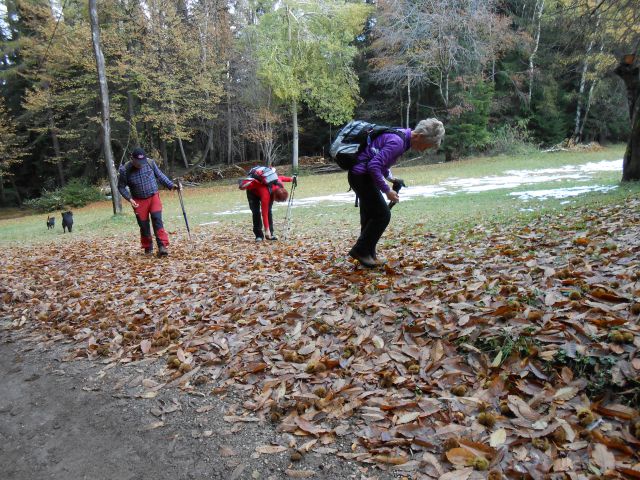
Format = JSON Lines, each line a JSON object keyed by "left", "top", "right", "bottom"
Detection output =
{"left": 406, "top": 73, "right": 411, "bottom": 128}
{"left": 291, "top": 99, "right": 299, "bottom": 173}
{"left": 527, "top": 0, "right": 544, "bottom": 107}
{"left": 89, "top": 0, "right": 122, "bottom": 214}
{"left": 286, "top": 5, "right": 299, "bottom": 173}
{"left": 227, "top": 94, "right": 232, "bottom": 165}
{"left": 572, "top": 38, "right": 594, "bottom": 142}
{"left": 578, "top": 79, "right": 597, "bottom": 140}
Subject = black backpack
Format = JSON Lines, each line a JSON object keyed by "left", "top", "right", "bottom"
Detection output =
{"left": 329, "top": 120, "right": 405, "bottom": 170}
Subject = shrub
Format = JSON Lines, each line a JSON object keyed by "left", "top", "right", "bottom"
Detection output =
{"left": 25, "top": 179, "right": 103, "bottom": 212}
{"left": 487, "top": 121, "right": 538, "bottom": 156}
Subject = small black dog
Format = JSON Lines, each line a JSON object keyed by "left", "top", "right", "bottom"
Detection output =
{"left": 46, "top": 216, "right": 55, "bottom": 230}
{"left": 61, "top": 211, "right": 73, "bottom": 233}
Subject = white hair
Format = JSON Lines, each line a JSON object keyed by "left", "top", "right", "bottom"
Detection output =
{"left": 414, "top": 118, "right": 445, "bottom": 147}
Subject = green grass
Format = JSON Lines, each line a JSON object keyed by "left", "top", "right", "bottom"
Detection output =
{"left": 1, "top": 144, "right": 637, "bottom": 245}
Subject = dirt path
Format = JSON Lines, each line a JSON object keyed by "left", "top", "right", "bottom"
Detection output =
{"left": 0, "top": 328, "right": 372, "bottom": 480}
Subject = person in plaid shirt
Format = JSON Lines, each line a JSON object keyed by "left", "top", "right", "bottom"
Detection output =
{"left": 118, "top": 147, "right": 180, "bottom": 256}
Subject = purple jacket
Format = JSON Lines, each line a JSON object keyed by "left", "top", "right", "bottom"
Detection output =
{"left": 351, "top": 128, "right": 411, "bottom": 193}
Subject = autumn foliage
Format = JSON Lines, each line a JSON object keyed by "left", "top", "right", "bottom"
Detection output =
{"left": 2, "top": 198, "right": 640, "bottom": 476}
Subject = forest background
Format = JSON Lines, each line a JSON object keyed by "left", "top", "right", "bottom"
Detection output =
{"left": 0, "top": 0, "right": 638, "bottom": 208}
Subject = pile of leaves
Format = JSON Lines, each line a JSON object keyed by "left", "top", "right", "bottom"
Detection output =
{"left": 2, "top": 197, "right": 640, "bottom": 478}
{"left": 298, "top": 156, "right": 328, "bottom": 167}
{"left": 181, "top": 164, "right": 248, "bottom": 183}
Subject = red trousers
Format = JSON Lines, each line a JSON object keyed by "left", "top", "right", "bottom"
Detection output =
{"left": 132, "top": 193, "right": 169, "bottom": 250}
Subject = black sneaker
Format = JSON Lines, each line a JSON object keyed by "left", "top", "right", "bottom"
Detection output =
{"left": 157, "top": 245, "right": 168, "bottom": 257}
{"left": 144, "top": 248, "right": 153, "bottom": 255}
{"left": 268, "top": 235, "right": 278, "bottom": 241}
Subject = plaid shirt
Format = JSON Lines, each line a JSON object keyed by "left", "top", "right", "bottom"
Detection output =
{"left": 118, "top": 160, "right": 174, "bottom": 201}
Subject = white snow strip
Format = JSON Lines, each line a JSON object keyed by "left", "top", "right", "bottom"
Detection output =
{"left": 509, "top": 185, "right": 618, "bottom": 200}
{"left": 193, "top": 159, "right": 622, "bottom": 219}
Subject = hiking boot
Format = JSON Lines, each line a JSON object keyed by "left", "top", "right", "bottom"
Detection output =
{"left": 348, "top": 248, "right": 376, "bottom": 268}
{"left": 373, "top": 256, "right": 387, "bottom": 266}
{"left": 144, "top": 248, "right": 153, "bottom": 255}
{"left": 157, "top": 245, "right": 168, "bottom": 257}
{"left": 255, "top": 237, "right": 264, "bottom": 242}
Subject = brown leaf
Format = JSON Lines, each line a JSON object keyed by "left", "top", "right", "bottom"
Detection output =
{"left": 553, "top": 457, "right": 573, "bottom": 472}
{"left": 255, "top": 445, "right": 287, "bottom": 454}
{"left": 294, "top": 418, "right": 328, "bottom": 435}
{"left": 285, "top": 469, "right": 315, "bottom": 478}
{"left": 507, "top": 395, "right": 540, "bottom": 421}
{"left": 592, "top": 403, "right": 638, "bottom": 420}
{"left": 445, "top": 447, "right": 476, "bottom": 466}
{"left": 140, "top": 339, "right": 151, "bottom": 354}
{"left": 371, "top": 455, "right": 408, "bottom": 465}
{"left": 592, "top": 443, "right": 616, "bottom": 472}
{"left": 439, "top": 467, "right": 473, "bottom": 480}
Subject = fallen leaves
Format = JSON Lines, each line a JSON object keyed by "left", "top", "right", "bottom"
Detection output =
{"left": 2, "top": 197, "right": 640, "bottom": 477}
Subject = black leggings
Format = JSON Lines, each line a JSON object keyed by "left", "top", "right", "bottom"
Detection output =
{"left": 348, "top": 172, "right": 391, "bottom": 258}
{"left": 247, "top": 190, "right": 274, "bottom": 239}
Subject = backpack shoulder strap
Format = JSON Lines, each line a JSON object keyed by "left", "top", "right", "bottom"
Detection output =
{"left": 369, "top": 126, "right": 405, "bottom": 143}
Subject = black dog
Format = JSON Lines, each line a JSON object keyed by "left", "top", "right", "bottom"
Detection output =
{"left": 61, "top": 211, "right": 73, "bottom": 233}
{"left": 46, "top": 216, "right": 55, "bottom": 230}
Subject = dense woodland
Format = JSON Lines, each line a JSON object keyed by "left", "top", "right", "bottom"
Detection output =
{"left": 0, "top": 0, "right": 639, "bottom": 207}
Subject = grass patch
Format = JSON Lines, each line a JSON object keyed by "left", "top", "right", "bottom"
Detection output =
{"left": 0, "top": 144, "right": 635, "bottom": 245}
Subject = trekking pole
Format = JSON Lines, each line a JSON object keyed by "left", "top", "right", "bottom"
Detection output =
{"left": 388, "top": 179, "right": 406, "bottom": 209}
{"left": 176, "top": 181, "right": 192, "bottom": 241}
{"left": 283, "top": 175, "right": 297, "bottom": 241}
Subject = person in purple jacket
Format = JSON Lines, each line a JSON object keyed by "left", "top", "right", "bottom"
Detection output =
{"left": 348, "top": 118, "right": 445, "bottom": 268}
{"left": 118, "top": 147, "right": 180, "bottom": 256}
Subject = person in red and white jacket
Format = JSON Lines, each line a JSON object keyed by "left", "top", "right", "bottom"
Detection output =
{"left": 240, "top": 170, "right": 295, "bottom": 241}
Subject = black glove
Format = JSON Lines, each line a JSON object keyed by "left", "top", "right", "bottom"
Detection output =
{"left": 391, "top": 178, "right": 406, "bottom": 193}
{"left": 292, "top": 175, "right": 298, "bottom": 188}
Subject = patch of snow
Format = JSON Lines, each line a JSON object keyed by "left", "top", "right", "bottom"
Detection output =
{"left": 509, "top": 185, "right": 617, "bottom": 201}
{"left": 195, "top": 159, "right": 623, "bottom": 218}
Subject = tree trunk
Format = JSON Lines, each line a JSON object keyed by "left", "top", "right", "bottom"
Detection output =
{"left": 127, "top": 91, "right": 138, "bottom": 145}
{"left": 10, "top": 177, "right": 21, "bottom": 205}
{"left": 169, "top": 99, "right": 189, "bottom": 168}
{"left": 160, "top": 137, "right": 169, "bottom": 172}
{"left": 207, "top": 126, "right": 214, "bottom": 165}
{"left": 615, "top": 55, "right": 640, "bottom": 181}
{"left": 291, "top": 98, "right": 299, "bottom": 173}
{"left": 573, "top": 39, "right": 594, "bottom": 142}
{"left": 177, "top": 137, "right": 188, "bottom": 168}
{"left": 286, "top": 6, "right": 298, "bottom": 173}
{"left": 527, "top": 0, "right": 544, "bottom": 107}
{"left": 89, "top": 0, "right": 122, "bottom": 214}
{"left": 406, "top": 73, "right": 411, "bottom": 128}
{"left": 48, "top": 111, "right": 65, "bottom": 186}
{"left": 0, "top": 174, "right": 5, "bottom": 204}
{"left": 578, "top": 80, "right": 597, "bottom": 140}
{"left": 227, "top": 95, "right": 232, "bottom": 165}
